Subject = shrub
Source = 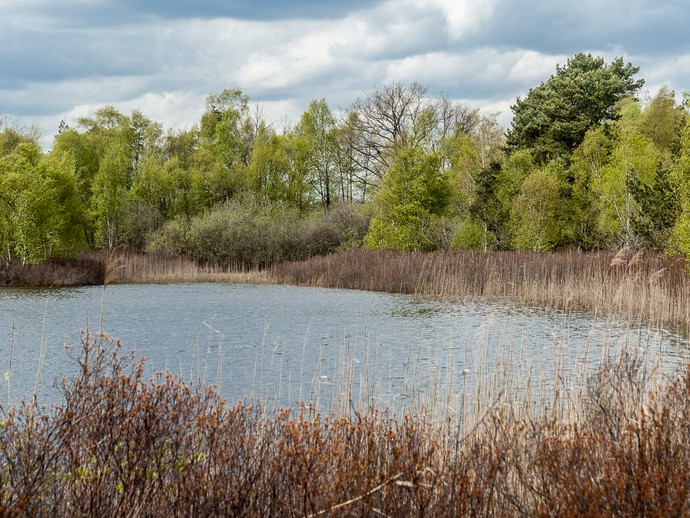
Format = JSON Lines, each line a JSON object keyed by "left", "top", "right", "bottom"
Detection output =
{"left": 147, "top": 197, "right": 371, "bottom": 269}
{"left": 451, "top": 217, "right": 496, "bottom": 250}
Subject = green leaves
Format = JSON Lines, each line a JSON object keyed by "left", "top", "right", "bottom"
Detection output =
{"left": 510, "top": 163, "right": 566, "bottom": 252}
{"left": 365, "top": 146, "right": 450, "bottom": 251}
{"left": 0, "top": 144, "right": 85, "bottom": 263}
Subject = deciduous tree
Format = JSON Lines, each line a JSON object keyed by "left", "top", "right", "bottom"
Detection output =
{"left": 365, "top": 146, "right": 450, "bottom": 250}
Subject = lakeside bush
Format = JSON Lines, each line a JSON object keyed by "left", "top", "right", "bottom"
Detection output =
{"left": 1, "top": 331, "right": 689, "bottom": 515}
{"left": 0, "top": 252, "right": 105, "bottom": 287}
{"left": 147, "top": 197, "right": 370, "bottom": 269}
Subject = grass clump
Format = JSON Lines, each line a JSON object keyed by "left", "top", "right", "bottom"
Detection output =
{"left": 1, "top": 331, "right": 690, "bottom": 516}
{"left": 0, "top": 252, "right": 105, "bottom": 287}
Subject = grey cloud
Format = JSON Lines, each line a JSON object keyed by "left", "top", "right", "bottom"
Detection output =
{"left": 14, "top": 0, "right": 386, "bottom": 30}
{"left": 3, "top": 0, "right": 690, "bottom": 150}
{"left": 467, "top": 0, "right": 690, "bottom": 57}
{"left": 128, "top": 0, "right": 384, "bottom": 21}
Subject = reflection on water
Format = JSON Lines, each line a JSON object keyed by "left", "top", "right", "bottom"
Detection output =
{"left": 0, "top": 283, "right": 687, "bottom": 412}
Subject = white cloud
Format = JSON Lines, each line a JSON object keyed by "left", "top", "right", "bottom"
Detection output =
{"left": 632, "top": 53, "right": 690, "bottom": 107}
{"left": 507, "top": 51, "right": 566, "bottom": 85}
{"left": 402, "top": 0, "right": 495, "bottom": 39}
{"left": 4, "top": 0, "right": 690, "bottom": 150}
{"left": 236, "top": 22, "right": 341, "bottom": 91}
{"left": 384, "top": 48, "right": 561, "bottom": 95}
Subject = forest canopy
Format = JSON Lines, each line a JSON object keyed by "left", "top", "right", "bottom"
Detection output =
{"left": 1, "top": 53, "right": 689, "bottom": 267}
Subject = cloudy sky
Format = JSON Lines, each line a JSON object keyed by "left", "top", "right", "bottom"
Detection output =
{"left": 2, "top": 0, "right": 689, "bottom": 149}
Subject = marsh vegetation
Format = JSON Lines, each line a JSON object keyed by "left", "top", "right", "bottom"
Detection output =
{"left": 1, "top": 252, "right": 689, "bottom": 514}
{"left": 0, "top": 324, "right": 688, "bottom": 516}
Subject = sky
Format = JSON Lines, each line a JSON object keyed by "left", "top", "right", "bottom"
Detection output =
{"left": 1, "top": 0, "right": 689, "bottom": 150}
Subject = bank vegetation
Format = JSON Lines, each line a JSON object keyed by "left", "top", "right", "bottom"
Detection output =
{"left": 1, "top": 329, "right": 689, "bottom": 516}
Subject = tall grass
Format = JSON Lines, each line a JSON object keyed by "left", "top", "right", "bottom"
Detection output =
{"left": 270, "top": 248, "right": 690, "bottom": 334}
{"left": 5, "top": 247, "right": 688, "bottom": 339}
{"left": 0, "top": 252, "right": 105, "bottom": 287}
{"left": 0, "top": 328, "right": 688, "bottom": 516}
{"left": 3, "top": 247, "right": 689, "bottom": 513}
{"left": 0, "top": 251, "right": 274, "bottom": 287}
{"left": 104, "top": 252, "right": 271, "bottom": 285}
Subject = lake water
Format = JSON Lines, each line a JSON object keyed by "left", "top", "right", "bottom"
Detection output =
{"left": 0, "top": 283, "right": 687, "bottom": 414}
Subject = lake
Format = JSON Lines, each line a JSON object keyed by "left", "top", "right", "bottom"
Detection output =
{"left": 0, "top": 283, "right": 687, "bottom": 414}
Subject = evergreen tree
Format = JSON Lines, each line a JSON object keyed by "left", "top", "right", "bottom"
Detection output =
{"left": 508, "top": 53, "right": 644, "bottom": 163}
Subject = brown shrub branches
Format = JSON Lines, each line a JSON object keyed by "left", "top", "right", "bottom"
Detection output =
{"left": 1, "top": 333, "right": 690, "bottom": 516}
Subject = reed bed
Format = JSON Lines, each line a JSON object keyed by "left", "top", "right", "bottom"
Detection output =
{"left": 104, "top": 253, "right": 272, "bottom": 285}
{"left": 0, "top": 330, "right": 688, "bottom": 516}
{"left": 0, "top": 252, "right": 273, "bottom": 287}
{"left": 3, "top": 248, "right": 689, "bottom": 514}
{"left": 270, "top": 248, "right": 690, "bottom": 334}
{"left": 0, "top": 253, "right": 105, "bottom": 287}
{"left": 5, "top": 247, "right": 688, "bottom": 338}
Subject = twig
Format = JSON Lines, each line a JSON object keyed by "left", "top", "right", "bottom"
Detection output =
{"left": 304, "top": 473, "right": 404, "bottom": 517}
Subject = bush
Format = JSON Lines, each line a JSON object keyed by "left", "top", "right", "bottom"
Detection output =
{"left": 451, "top": 217, "right": 496, "bottom": 250}
{"left": 147, "top": 197, "right": 371, "bottom": 269}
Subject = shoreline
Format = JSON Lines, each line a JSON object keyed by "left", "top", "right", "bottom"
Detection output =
{"left": 2, "top": 248, "right": 689, "bottom": 334}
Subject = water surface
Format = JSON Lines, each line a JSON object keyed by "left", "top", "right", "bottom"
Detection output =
{"left": 0, "top": 283, "right": 686, "bottom": 412}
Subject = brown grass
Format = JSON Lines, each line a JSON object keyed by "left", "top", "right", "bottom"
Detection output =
{"left": 0, "top": 252, "right": 273, "bottom": 287}
{"left": 1, "top": 332, "right": 689, "bottom": 516}
{"left": 270, "top": 249, "right": 690, "bottom": 334}
{"left": 104, "top": 253, "right": 272, "bottom": 285}
{"left": 0, "top": 253, "right": 106, "bottom": 287}
{"left": 5, "top": 248, "right": 688, "bottom": 337}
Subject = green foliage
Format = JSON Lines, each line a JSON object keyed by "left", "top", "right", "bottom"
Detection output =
{"left": 569, "top": 126, "right": 614, "bottom": 248}
{"left": 129, "top": 154, "right": 176, "bottom": 219}
{"left": 9, "top": 73, "right": 690, "bottom": 264}
{"left": 639, "top": 86, "right": 687, "bottom": 154}
{"left": 200, "top": 88, "right": 253, "bottom": 172}
{"left": 92, "top": 140, "right": 131, "bottom": 249}
{"left": 365, "top": 146, "right": 451, "bottom": 251}
{"left": 53, "top": 127, "right": 100, "bottom": 207}
{"left": 294, "top": 98, "right": 338, "bottom": 208}
{"left": 0, "top": 144, "right": 85, "bottom": 263}
{"left": 0, "top": 124, "right": 37, "bottom": 158}
{"left": 445, "top": 131, "right": 480, "bottom": 213}
{"left": 148, "top": 197, "right": 369, "bottom": 268}
{"left": 510, "top": 163, "right": 565, "bottom": 251}
{"left": 628, "top": 162, "right": 679, "bottom": 250}
{"left": 468, "top": 161, "right": 510, "bottom": 248}
{"left": 459, "top": 149, "right": 535, "bottom": 249}
{"left": 246, "top": 125, "right": 293, "bottom": 203}
{"left": 451, "top": 217, "right": 496, "bottom": 250}
{"left": 508, "top": 53, "right": 644, "bottom": 162}
{"left": 668, "top": 117, "right": 690, "bottom": 258}
{"left": 592, "top": 103, "right": 660, "bottom": 247}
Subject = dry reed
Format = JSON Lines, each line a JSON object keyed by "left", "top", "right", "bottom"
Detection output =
{"left": 270, "top": 249, "right": 690, "bottom": 334}
{"left": 0, "top": 253, "right": 105, "bottom": 287}
{"left": 104, "top": 252, "right": 272, "bottom": 285}
{"left": 3, "top": 248, "right": 689, "bottom": 514}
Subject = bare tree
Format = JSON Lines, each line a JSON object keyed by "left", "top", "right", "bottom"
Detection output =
{"left": 346, "top": 82, "right": 482, "bottom": 187}
{"left": 348, "top": 82, "right": 429, "bottom": 181}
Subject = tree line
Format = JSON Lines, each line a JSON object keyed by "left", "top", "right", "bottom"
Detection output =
{"left": 1, "top": 52, "right": 689, "bottom": 267}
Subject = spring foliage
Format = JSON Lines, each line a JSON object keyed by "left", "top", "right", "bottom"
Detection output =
{"left": 2, "top": 54, "right": 690, "bottom": 266}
